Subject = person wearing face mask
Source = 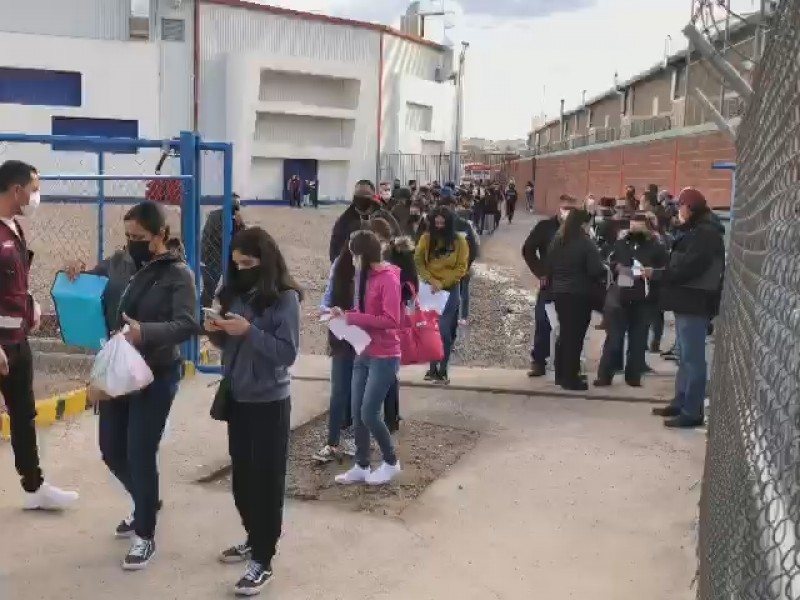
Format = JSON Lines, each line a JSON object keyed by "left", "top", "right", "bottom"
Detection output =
{"left": 594, "top": 213, "right": 668, "bottom": 388}
{"left": 328, "top": 180, "right": 399, "bottom": 263}
{"left": 544, "top": 209, "right": 606, "bottom": 391}
{"left": 521, "top": 195, "right": 580, "bottom": 377}
{"left": 205, "top": 227, "right": 301, "bottom": 595}
{"left": 415, "top": 206, "right": 469, "bottom": 384}
{"left": 201, "top": 193, "right": 246, "bottom": 307}
{"left": 653, "top": 188, "right": 725, "bottom": 429}
{"left": 67, "top": 201, "right": 197, "bottom": 570}
{"left": 0, "top": 160, "right": 79, "bottom": 511}
{"left": 332, "top": 230, "right": 403, "bottom": 486}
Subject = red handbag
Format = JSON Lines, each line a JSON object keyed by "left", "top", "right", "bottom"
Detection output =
{"left": 398, "top": 285, "right": 444, "bottom": 366}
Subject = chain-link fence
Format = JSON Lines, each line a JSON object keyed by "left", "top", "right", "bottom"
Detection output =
{"left": 698, "top": 1, "right": 800, "bottom": 598}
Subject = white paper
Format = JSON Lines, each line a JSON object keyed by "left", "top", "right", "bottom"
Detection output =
{"left": 328, "top": 317, "right": 371, "bottom": 355}
{"left": 544, "top": 302, "right": 559, "bottom": 332}
{"left": 418, "top": 282, "right": 450, "bottom": 315}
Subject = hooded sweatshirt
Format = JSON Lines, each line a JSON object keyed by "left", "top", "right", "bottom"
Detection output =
{"left": 346, "top": 264, "right": 402, "bottom": 358}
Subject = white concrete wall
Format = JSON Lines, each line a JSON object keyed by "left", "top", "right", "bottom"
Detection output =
{"left": 199, "top": 3, "right": 382, "bottom": 202}
{"left": 0, "top": 31, "right": 161, "bottom": 198}
{"left": 381, "top": 34, "right": 454, "bottom": 157}
{"left": 0, "top": 0, "right": 130, "bottom": 40}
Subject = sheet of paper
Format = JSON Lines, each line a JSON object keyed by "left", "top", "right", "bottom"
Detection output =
{"left": 328, "top": 317, "right": 371, "bottom": 355}
{"left": 544, "top": 302, "right": 559, "bottom": 331}
{"left": 418, "top": 282, "right": 450, "bottom": 314}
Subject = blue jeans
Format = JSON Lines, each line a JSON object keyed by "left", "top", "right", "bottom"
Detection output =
{"left": 459, "top": 273, "right": 471, "bottom": 321}
{"left": 671, "top": 314, "right": 709, "bottom": 420}
{"left": 352, "top": 355, "right": 400, "bottom": 467}
{"left": 326, "top": 354, "right": 354, "bottom": 446}
{"left": 530, "top": 293, "right": 552, "bottom": 367}
{"left": 431, "top": 283, "right": 462, "bottom": 372}
{"left": 99, "top": 363, "right": 182, "bottom": 539}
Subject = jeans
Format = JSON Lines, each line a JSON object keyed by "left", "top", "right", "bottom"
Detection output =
{"left": 553, "top": 294, "right": 593, "bottom": 384}
{"left": 598, "top": 302, "right": 649, "bottom": 381}
{"left": 229, "top": 397, "right": 290, "bottom": 566}
{"left": 431, "top": 283, "right": 462, "bottom": 372}
{"left": 351, "top": 355, "right": 399, "bottom": 468}
{"left": 99, "top": 363, "right": 181, "bottom": 539}
{"left": 326, "top": 354, "right": 354, "bottom": 446}
{"left": 530, "top": 293, "right": 552, "bottom": 367}
{"left": 0, "top": 340, "right": 44, "bottom": 493}
{"left": 383, "top": 379, "right": 400, "bottom": 433}
{"left": 459, "top": 272, "right": 471, "bottom": 321}
{"left": 671, "top": 314, "right": 709, "bottom": 420}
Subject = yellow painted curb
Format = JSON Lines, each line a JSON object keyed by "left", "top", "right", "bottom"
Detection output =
{"left": 1, "top": 361, "right": 196, "bottom": 440}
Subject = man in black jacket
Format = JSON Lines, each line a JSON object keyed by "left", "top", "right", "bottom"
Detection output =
{"left": 328, "top": 180, "right": 400, "bottom": 262}
{"left": 521, "top": 194, "right": 579, "bottom": 376}
{"left": 653, "top": 188, "right": 725, "bottom": 429}
{"left": 595, "top": 213, "right": 668, "bottom": 387}
{"left": 201, "top": 193, "right": 245, "bottom": 306}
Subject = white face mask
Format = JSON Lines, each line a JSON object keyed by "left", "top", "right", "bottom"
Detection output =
{"left": 559, "top": 209, "right": 571, "bottom": 221}
{"left": 20, "top": 190, "right": 41, "bottom": 217}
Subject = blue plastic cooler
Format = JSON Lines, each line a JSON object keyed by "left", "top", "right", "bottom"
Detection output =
{"left": 50, "top": 271, "right": 109, "bottom": 351}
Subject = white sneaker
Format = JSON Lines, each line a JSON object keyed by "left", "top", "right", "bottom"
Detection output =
{"left": 334, "top": 465, "right": 370, "bottom": 485}
{"left": 23, "top": 483, "right": 79, "bottom": 511}
{"left": 366, "top": 462, "right": 402, "bottom": 486}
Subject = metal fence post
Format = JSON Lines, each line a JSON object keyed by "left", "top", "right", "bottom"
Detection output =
{"left": 96, "top": 151, "right": 105, "bottom": 265}
{"left": 222, "top": 142, "right": 234, "bottom": 280}
{"left": 179, "top": 130, "right": 198, "bottom": 364}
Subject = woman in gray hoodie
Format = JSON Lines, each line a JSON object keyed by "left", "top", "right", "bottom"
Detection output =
{"left": 205, "top": 227, "right": 302, "bottom": 596}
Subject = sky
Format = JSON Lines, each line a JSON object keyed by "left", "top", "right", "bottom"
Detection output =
{"left": 256, "top": 0, "right": 758, "bottom": 139}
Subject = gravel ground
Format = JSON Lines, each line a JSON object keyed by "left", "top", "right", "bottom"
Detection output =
{"left": 20, "top": 203, "right": 536, "bottom": 399}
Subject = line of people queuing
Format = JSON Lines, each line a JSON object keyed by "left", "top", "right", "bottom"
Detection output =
{"left": 522, "top": 183, "right": 725, "bottom": 429}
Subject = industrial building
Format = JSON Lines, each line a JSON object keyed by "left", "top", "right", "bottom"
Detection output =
{"left": 0, "top": 0, "right": 457, "bottom": 202}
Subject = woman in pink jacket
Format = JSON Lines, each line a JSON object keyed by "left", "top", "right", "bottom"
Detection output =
{"left": 330, "top": 230, "right": 403, "bottom": 486}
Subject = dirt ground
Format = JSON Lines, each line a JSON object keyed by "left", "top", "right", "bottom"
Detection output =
{"left": 204, "top": 412, "right": 481, "bottom": 516}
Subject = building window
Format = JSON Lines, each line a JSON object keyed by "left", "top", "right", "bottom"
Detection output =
{"left": 671, "top": 65, "right": 686, "bottom": 99}
{"left": 0, "top": 67, "right": 82, "bottom": 107}
{"left": 161, "top": 18, "right": 185, "bottom": 42}
{"left": 51, "top": 117, "right": 139, "bottom": 154}
{"left": 406, "top": 102, "right": 433, "bottom": 132}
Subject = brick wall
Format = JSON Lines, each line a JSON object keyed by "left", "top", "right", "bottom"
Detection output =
{"left": 522, "top": 130, "right": 735, "bottom": 215}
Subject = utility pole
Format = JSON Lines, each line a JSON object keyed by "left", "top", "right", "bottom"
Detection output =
{"left": 452, "top": 41, "right": 469, "bottom": 183}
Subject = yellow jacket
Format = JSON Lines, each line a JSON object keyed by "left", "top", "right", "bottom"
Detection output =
{"left": 414, "top": 232, "right": 469, "bottom": 290}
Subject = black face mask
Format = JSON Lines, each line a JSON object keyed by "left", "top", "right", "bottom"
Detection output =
{"left": 127, "top": 240, "right": 153, "bottom": 269}
{"left": 353, "top": 195, "right": 374, "bottom": 213}
{"left": 232, "top": 267, "right": 260, "bottom": 293}
{"left": 410, "top": 213, "right": 421, "bottom": 222}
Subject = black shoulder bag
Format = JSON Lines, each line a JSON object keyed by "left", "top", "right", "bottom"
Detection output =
{"left": 210, "top": 340, "right": 242, "bottom": 422}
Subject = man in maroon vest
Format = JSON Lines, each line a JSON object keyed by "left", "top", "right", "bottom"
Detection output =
{"left": 0, "top": 160, "right": 78, "bottom": 510}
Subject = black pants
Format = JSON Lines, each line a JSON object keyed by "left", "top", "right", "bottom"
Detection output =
{"left": 507, "top": 199, "right": 517, "bottom": 223}
{"left": 598, "top": 302, "right": 649, "bottom": 382}
{"left": 229, "top": 397, "right": 291, "bottom": 567}
{"left": 99, "top": 364, "right": 181, "bottom": 539}
{"left": 1, "top": 340, "right": 44, "bottom": 493}
{"left": 649, "top": 306, "right": 665, "bottom": 348}
{"left": 553, "top": 294, "right": 593, "bottom": 385}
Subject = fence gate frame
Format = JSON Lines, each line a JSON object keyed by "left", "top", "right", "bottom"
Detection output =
{"left": 0, "top": 129, "right": 234, "bottom": 371}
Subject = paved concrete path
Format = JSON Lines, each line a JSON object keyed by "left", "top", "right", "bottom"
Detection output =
{"left": 0, "top": 373, "right": 703, "bottom": 600}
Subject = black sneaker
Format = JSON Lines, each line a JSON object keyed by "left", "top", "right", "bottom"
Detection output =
{"left": 664, "top": 415, "right": 704, "bottom": 429}
{"left": 122, "top": 536, "right": 156, "bottom": 571}
{"left": 219, "top": 543, "right": 252, "bottom": 564}
{"left": 234, "top": 561, "right": 273, "bottom": 596}
{"left": 527, "top": 363, "right": 546, "bottom": 377}
{"left": 116, "top": 500, "right": 162, "bottom": 539}
{"left": 436, "top": 370, "right": 450, "bottom": 385}
{"left": 115, "top": 516, "right": 135, "bottom": 539}
{"left": 424, "top": 368, "right": 439, "bottom": 382}
{"left": 652, "top": 405, "right": 681, "bottom": 417}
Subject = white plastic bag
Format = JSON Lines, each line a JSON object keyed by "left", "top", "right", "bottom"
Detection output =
{"left": 89, "top": 330, "right": 154, "bottom": 398}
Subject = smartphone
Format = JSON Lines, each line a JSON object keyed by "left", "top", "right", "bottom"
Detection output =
{"left": 202, "top": 307, "right": 222, "bottom": 320}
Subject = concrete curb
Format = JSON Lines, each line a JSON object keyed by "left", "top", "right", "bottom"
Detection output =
{"left": 290, "top": 374, "right": 669, "bottom": 404}
{"left": 0, "top": 361, "right": 197, "bottom": 440}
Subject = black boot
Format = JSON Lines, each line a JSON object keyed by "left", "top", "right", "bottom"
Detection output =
{"left": 664, "top": 415, "right": 704, "bottom": 429}
{"left": 527, "top": 362, "right": 546, "bottom": 377}
{"left": 652, "top": 405, "right": 680, "bottom": 417}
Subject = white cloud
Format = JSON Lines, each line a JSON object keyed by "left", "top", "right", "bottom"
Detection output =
{"left": 250, "top": 0, "right": 757, "bottom": 139}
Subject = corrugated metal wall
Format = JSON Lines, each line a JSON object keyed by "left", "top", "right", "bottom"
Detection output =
{"left": 0, "top": 0, "right": 130, "bottom": 40}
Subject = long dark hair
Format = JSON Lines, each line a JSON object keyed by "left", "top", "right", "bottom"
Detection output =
{"left": 349, "top": 230, "right": 383, "bottom": 313}
{"left": 218, "top": 227, "right": 303, "bottom": 314}
{"left": 426, "top": 206, "right": 457, "bottom": 259}
{"left": 555, "top": 209, "right": 591, "bottom": 246}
